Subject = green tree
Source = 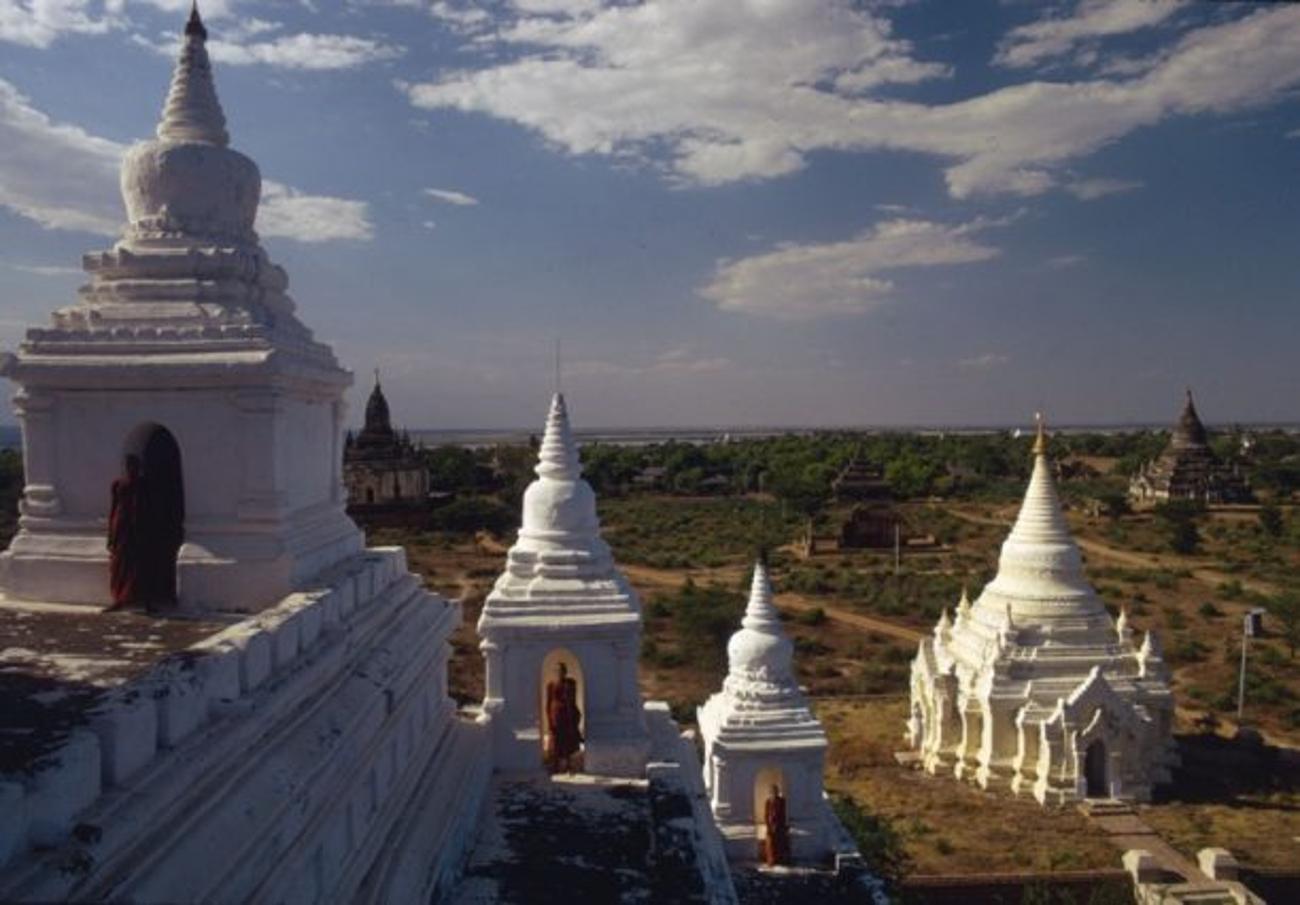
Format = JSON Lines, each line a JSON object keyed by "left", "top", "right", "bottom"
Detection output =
{"left": 1097, "top": 492, "right": 1131, "bottom": 521}
{"left": 829, "top": 794, "right": 910, "bottom": 891}
{"left": 1267, "top": 591, "right": 1300, "bottom": 659}
{"left": 1258, "top": 503, "right": 1284, "bottom": 538}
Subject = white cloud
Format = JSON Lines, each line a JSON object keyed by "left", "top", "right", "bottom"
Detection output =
{"left": 134, "top": 29, "right": 404, "bottom": 70}
{"left": 699, "top": 217, "right": 1002, "bottom": 320}
{"left": 0, "top": 0, "right": 120, "bottom": 48}
{"left": 957, "top": 353, "right": 1010, "bottom": 369}
{"left": 206, "top": 32, "right": 403, "bottom": 70}
{"left": 259, "top": 182, "right": 374, "bottom": 241}
{"left": 1044, "top": 253, "right": 1087, "bottom": 269}
{"left": 424, "top": 187, "right": 479, "bottom": 206}
{"left": 403, "top": 1, "right": 1300, "bottom": 198}
{"left": 1286, "top": 128, "right": 1300, "bottom": 140}
{"left": 995, "top": 0, "right": 1185, "bottom": 70}
{"left": 0, "top": 77, "right": 373, "bottom": 242}
{"left": 1065, "top": 177, "right": 1143, "bottom": 200}
{"left": 568, "top": 347, "right": 732, "bottom": 378}
{"left": 5, "top": 262, "right": 83, "bottom": 276}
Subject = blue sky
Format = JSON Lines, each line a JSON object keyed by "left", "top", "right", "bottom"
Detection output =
{"left": 1, "top": 0, "right": 1298, "bottom": 430}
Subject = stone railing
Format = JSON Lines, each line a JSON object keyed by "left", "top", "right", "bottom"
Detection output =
{"left": 0, "top": 547, "right": 411, "bottom": 870}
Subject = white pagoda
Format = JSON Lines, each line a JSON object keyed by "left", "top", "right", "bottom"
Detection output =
{"left": 477, "top": 393, "right": 650, "bottom": 776}
{"left": 0, "top": 5, "right": 360, "bottom": 613}
{"left": 908, "top": 419, "right": 1177, "bottom": 805}
{"left": 698, "top": 561, "right": 842, "bottom": 862}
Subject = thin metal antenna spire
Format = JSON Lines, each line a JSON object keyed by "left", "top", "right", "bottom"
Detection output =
{"left": 553, "top": 337, "right": 562, "bottom": 395}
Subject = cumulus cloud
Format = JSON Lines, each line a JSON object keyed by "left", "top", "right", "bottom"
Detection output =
{"left": 133, "top": 28, "right": 404, "bottom": 70}
{"left": 260, "top": 182, "right": 374, "bottom": 241}
{"left": 994, "top": 0, "right": 1185, "bottom": 70}
{"left": 0, "top": 77, "right": 372, "bottom": 242}
{"left": 424, "top": 187, "right": 479, "bottom": 206}
{"left": 1065, "top": 177, "right": 1143, "bottom": 200}
{"left": 402, "top": 1, "right": 1300, "bottom": 198}
{"left": 699, "top": 217, "right": 1003, "bottom": 320}
{"left": 0, "top": 0, "right": 249, "bottom": 49}
{"left": 0, "top": 0, "right": 120, "bottom": 48}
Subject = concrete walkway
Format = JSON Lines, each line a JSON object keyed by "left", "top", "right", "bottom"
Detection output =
{"left": 1083, "top": 807, "right": 1206, "bottom": 883}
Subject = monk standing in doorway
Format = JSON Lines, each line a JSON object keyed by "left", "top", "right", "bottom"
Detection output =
{"left": 545, "top": 662, "right": 582, "bottom": 774}
{"left": 107, "top": 455, "right": 145, "bottom": 610}
{"left": 763, "top": 784, "right": 790, "bottom": 867}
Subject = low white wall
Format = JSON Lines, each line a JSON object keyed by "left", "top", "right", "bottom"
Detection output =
{"left": 0, "top": 547, "right": 488, "bottom": 904}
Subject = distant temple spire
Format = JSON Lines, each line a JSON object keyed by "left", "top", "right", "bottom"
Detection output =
{"left": 1032, "top": 411, "right": 1047, "bottom": 457}
{"left": 158, "top": 0, "right": 229, "bottom": 146}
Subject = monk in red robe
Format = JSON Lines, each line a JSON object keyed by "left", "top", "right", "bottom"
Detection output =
{"left": 107, "top": 455, "right": 145, "bottom": 610}
{"left": 545, "top": 662, "right": 582, "bottom": 773}
{"left": 763, "top": 784, "right": 791, "bottom": 867}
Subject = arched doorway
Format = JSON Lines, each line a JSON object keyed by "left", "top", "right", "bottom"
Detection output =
{"left": 1083, "top": 740, "right": 1107, "bottom": 798}
{"left": 123, "top": 424, "right": 185, "bottom": 607}
{"left": 753, "top": 766, "right": 789, "bottom": 866}
{"left": 539, "top": 649, "right": 585, "bottom": 772}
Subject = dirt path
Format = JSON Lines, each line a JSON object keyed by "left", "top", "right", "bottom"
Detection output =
{"left": 620, "top": 562, "right": 927, "bottom": 645}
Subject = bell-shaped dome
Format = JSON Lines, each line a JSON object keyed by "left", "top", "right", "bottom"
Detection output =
{"left": 520, "top": 394, "right": 601, "bottom": 542}
{"left": 983, "top": 416, "right": 1100, "bottom": 606}
{"left": 726, "top": 561, "right": 795, "bottom": 682}
{"left": 120, "top": 4, "right": 261, "bottom": 243}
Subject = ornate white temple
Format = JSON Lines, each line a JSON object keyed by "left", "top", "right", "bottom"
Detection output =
{"left": 699, "top": 561, "right": 850, "bottom": 863}
{"left": 477, "top": 393, "right": 650, "bottom": 776}
{"left": 0, "top": 5, "right": 360, "bottom": 614}
{"left": 0, "top": 9, "right": 486, "bottom": 901}
{"left": 907, "top": 420, "right": 1177, "bottom": 805}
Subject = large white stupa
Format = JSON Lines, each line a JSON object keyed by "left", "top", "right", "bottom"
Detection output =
{"left": 477, "top": 393, "right": 650, "bottom": 775}
{"left": 698, "top": 561, "right": 847, "bottom": 863}
{"left": 0, "top": 4, "right": 360, "bottom": 613}
{"left": 908, "top": 419, "right": 1177, "bottom": 804}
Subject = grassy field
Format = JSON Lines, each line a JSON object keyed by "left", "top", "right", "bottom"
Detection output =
{"left": 371, "top": 488, "right": 1300, "bottom": 876}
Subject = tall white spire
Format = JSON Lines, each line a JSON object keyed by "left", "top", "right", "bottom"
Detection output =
{"left": 157, "top": 3, "right": 229, "bottom": 146}
{"left": 982, "top": 413, "right": 1096, "bottom": 605}
{"left": 1004, "top": 414, "right": 1073, "bottom": 549}
{"left": 535, "top": 393, "right": 581, "bottom": 481}
{"left": 725, "top": 560, "right": 795, "bottom": 686}
{"left": 741, "top": 560, "right": 782, "bottom": 634}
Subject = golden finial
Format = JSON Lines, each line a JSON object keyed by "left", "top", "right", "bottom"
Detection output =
{"left": 1032, "top": 411, "right": 1047, "bottom": 456}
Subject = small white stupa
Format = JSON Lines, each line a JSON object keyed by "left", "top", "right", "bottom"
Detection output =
{"left": 908, "top": 417, "right": 1177, "bottom": 805}
{"left": 0, "top": 4, "right": 360, "bottom": 612}
{"left": 698, "top": 561, "right": 841, "bottom": 863}
{"left": 477, "top": 393, "right": 650, "bottom": 776}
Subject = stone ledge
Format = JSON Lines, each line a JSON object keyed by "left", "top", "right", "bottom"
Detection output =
{"left": 0, "top": 548, "right": 421, "bottom": 872}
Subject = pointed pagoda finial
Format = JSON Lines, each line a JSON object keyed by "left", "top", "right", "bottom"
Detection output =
{"left": 186, "top": 1, "right": 207, "bottom": 40}
{"left": 535, "top": 392, "right": 582, "bottom": 480}
{"left": 741, "top": 559, "right": 782, "bottom": 634}
{"left": 1032, "top": 411, "right": 1047, "bottom": 457}
{"left": 158, "top": 0, "right": 229, "bottom": 146}
{"left": 374, "top": 367, "right": 381, "bottom": 389}
{"left": 956, "top": 585, "right": 972, "bottom": 620}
